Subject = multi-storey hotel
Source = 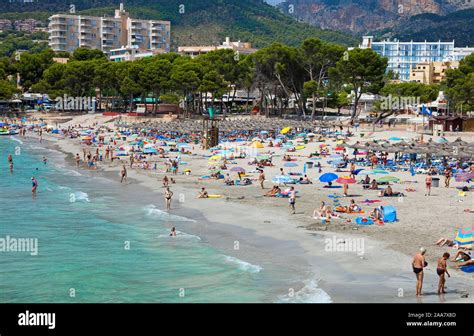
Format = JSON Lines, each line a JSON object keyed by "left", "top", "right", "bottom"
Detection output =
{"left": 359, "top": 36, "right": 473, "bottom": 81}
{"left": 48, "top": 4, "right": 170, "bottom": 55}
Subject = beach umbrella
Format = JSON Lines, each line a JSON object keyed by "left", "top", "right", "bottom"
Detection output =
{"left": 280, "top": 127, "right": 291, "bottom": 134}
{"left": 230, "top": 167, "right": 246, "bottom": 173}
{"left": 319, "top": 173, "right": 338, "bottom": 183}
{"left": 454, "top": 228, "right": 474, "bottom": 246}
{"left": 251, "top": 141, "right": 264, "bottom": 148}
{"left": 284, "top": 162, "right": 299, "bottom": 167}
{"left": 377, "top": 176, "right": 400, "bottom": 183}
{"left": 334, "top": 147, "right": 345, "bottom": 151}
{"left": 336, "top": 176, "right": 356, "bottom": 184}
{"left": 353, "top": 169, "right": 364, "bottom": 175}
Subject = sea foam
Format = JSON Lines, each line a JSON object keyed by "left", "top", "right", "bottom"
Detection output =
{"left": 277, "top": 278, "right": 332, "bottom": 303}
{"left": 223, "top": 255, "right": 263, "bottom": 273}
{"left": 144, "top": 204, "right": 196, "bottom": 222}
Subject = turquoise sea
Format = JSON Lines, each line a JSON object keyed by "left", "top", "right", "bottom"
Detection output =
{"left": 0, "top": 136, "right": 277, "bottom": 303}
{"left": 0, "top": 136, "right": 332, "bottom": 303}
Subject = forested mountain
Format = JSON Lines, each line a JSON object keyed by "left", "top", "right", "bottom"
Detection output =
{"left": 0, "top": 0, "right": 358, "bottom": 48}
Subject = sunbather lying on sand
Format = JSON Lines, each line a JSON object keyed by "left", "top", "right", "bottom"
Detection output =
{"left": 456, "top": 259, "right": 474, "bottom": 268}
{"left": 451, "top": 250, "right": 471, "bottom": 262}
{"left": 265, "top": 185, "right": 281, "bottom": 197}
{"left": 313, "top": 201, "right": 327, "bottom": 218}
{"left": 434, "top": 238, "right": 457, "bottom": 247}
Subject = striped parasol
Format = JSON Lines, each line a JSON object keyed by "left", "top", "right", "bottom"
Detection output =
{"left": 455, "top": 228, "right": 474, "bottom": 246}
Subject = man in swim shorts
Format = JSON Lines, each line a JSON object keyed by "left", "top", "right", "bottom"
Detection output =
{"left": 412, "top": 247, "right": 427, "bottom": 297}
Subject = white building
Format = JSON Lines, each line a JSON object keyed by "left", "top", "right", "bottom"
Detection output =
{"left": 359, "top": 36, "right": 473, "bottom": 81}
{"left": 48, "top": 3, "right": 170, "bottom": 55}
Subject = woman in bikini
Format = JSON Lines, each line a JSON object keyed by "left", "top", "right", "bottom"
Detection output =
{"left": 425, "top": 174, "right": 432, "bottom": 196}
{"left": 436, "top": 252, "right": 450, "bottom": 295}
{"left": 164, "top": 187, "right": 173, "bottom": 210}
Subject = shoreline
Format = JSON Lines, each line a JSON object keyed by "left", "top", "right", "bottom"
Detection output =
{"left": 22, "top": 126, "right": 474, "bottom": 303}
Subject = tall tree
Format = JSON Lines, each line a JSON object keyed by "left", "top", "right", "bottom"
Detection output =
{"left": 331, "top": 48, "right": 387, "bottom": 121}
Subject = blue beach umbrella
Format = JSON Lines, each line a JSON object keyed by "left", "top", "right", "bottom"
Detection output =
{"left": 319, "top": 173, "right": 338, "bottom": 183}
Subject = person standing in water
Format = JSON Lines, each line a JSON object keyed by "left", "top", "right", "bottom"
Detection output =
{"left": 164, "top": 187, "right": 173, "bottom": 211}
{"left": 437, "top": 252, "right": 450, "bottom": 295}
{"left": 412, "top": 248, "right": 427, "bottom": 297}
{"left": 31, "top": 176, "right": 38, "bottom": 194}
{"left": 75, "top": 154, "right": 81, "bottom": 167}
{"left": 8, "top": 154, "right": 13, "bottom": 172}
{"left": 169, "top": 226, "right": 177, "bottom": 237}
{"left": 120, "top": 165, "right": 127, "bottom": 183}
{"left": 42, "top": 156, "right": 47, "bottom": 165}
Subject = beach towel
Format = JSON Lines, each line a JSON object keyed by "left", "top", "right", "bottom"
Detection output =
{"left": 405, "top": 188, "right": 416, "bottom": 192}
{"left": 328, "top": 194, "right": 341, "bottom": 199}
{"left": 355, "top": 217, "right": 374, "bottom": 225}
{"left": 461, "top": 265, "right": 474, "bottom": 273}
{"left": 361, "top": 199, "right": 381, "bottom": 204}
{"left": 464, "top": 209, "right": 474, "bottom": 213}
{"left": 323, "top": 186, "right": 342, "bottom": 188}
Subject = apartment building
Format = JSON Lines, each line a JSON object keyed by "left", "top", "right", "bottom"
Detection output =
{"left": 359, "top": 36, "right": 473, "bottom": 81}
{"left": 178, "top": 37, "right": 258, "bottom": 58}
{"left": 409, "top": 61, "right": 460, "bottom": 84}
{"left": 48, "top": 4, "right": 170, "bottom": 55}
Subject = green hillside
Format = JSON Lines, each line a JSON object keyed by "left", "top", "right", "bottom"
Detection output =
{"left": 0, "top": 0, "right": 358, "bottom": 48}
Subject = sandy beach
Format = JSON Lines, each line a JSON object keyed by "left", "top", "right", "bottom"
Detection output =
{"left": 18, "top": 113, "right": 474, "bottom": 303}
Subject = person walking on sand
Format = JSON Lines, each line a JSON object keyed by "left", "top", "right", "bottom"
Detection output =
{"left": 289, "top": 186, "right": 296, "bottom": 214}
{"left": 258, "top": 170, "right": 265, "bottom": 189}
{"left": 425, "top": 174, "right": 432, "bottom": 196}
{"left": 343, "top": 183, "right": 348, "bottom": 197}
{"left": 164, "top": 187, "right": 173, "bottom": 211}
{"left": 120, "top": 165, "right": 127, "bottom": 183}
{"left": 437, "top": 252, "right": 450, "bottom": 295}
{"left": 444, "top": 167, "right": 451, "bottom": 188}
{"left": 130, "top": 154, "right": 134, "bottom": 168}
{"left": 412, "top": 248, "right": 427, "bottom": 297}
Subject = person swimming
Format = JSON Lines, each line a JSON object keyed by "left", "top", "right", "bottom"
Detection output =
{"left": 169, "top": 226, "right": 177, "bottom": 237}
